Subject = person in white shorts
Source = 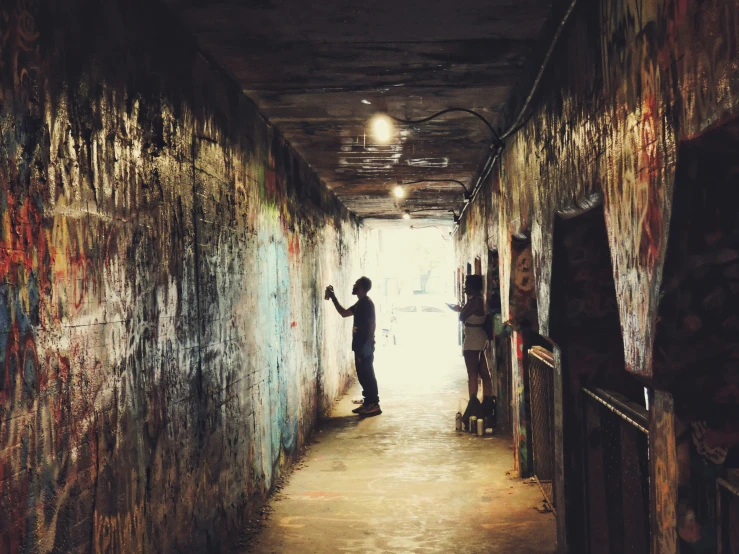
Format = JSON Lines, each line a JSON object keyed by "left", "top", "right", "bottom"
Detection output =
{"left": 449, "top": 275, "right": 494, "bottom": 423}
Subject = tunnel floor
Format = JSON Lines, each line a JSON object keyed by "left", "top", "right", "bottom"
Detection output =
{"left": 247, "top": 343, "right": 555, "bottom": 554}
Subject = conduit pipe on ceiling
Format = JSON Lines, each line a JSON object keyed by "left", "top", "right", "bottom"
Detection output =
{"left": 390, "top": 108, "right": 503, "bottom": 147}
{"left": 453, "top": 0, "right": 580, "bottom": 234}
{"left": 400, "top": 178, "right": 472, "bottom": 198}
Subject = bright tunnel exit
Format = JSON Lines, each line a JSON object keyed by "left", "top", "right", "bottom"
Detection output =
{"left": 365, "top": 224, "right": 459, "bottom": 360}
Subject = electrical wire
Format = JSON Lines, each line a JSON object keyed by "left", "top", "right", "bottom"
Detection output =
{"left": 398, "top": 207, "right": 459, "bottom": 222}
{"left": 455, "top": 0, "right": 579, "bottom": 232}
{"left": 500, "top": 0, "right": 580, "bottom": 141}
{"left": 409, "top": 225, "right": 452, "bottom": 241}
{"left": 388, "top": 0, "right": 579, "bottom": 228}
{"left": 390, "top": 108, "right": 503, "bottom": 147}
{"left": 401, "top": 179, "right": 471, "bottom": 197}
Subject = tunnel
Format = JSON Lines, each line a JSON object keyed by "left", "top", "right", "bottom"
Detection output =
{"left": 1, "top": 0, "right": 739, "bottom": 552}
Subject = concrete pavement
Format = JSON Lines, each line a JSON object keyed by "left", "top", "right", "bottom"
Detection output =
{"left": 248, "top": 343, "right": 556, "bottom": 554}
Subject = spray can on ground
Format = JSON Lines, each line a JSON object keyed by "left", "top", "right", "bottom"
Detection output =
{"left": 455, "top": 411, "right": 463, "bottom": 431}
{"left": 477, "top": 418, "right": 484, "bottom": 436}
{"left": 469, "top": 416, "right": 477, "bottom": 434}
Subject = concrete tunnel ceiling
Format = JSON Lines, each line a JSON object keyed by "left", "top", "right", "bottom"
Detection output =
{"left": 166, "top": 0, "right": 554, "bottom": 222}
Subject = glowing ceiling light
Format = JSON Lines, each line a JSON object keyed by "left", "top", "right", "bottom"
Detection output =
{"left": 361, "top": 99, "right": 371, "bottom": 105}
{"left": 402, "top": 211, "right": 411, "bottom": 220}
{"left": 392, "top": 185, "right": 405, "bottom": 199}
{"left": 370, "top": 114, "right": 394, "bottom": 144}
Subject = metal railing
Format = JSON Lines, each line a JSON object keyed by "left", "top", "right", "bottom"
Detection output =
{"left": 582, "top": 387, "right": 650, "bottom": 554}
{"left": 529, "top": 346, "right": 556, "bottom": 510}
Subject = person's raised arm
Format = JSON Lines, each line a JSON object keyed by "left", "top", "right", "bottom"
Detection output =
{"left": 325, "top": 286, "right": 353, "bottom": 318}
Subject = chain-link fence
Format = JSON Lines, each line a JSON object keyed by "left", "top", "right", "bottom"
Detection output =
{"left": 582, "top": 387, "right": 650, "bottom": 554}
{"left": 529, "top": 346, "right": 556, "bottom": 509}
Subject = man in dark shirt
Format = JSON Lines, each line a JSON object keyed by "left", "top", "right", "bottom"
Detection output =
{"left": 325, "top": 276, "right": 381, "bottom": 416}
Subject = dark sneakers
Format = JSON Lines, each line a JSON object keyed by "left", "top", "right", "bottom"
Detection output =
{"left": 356, "top": 403, "right": 382, "bottom": 417}
{"left": 351, "top": 404, "right": 366, "bottom": 414}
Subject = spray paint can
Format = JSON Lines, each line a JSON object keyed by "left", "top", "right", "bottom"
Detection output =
{"left": 469, "top": 416, "right": 477, "bottom": 434}
{"left": 455, "top": 412, "right": 463, "bottom": 431}
{"left": 477, "top": 418, "right": 484, "bottom": 436}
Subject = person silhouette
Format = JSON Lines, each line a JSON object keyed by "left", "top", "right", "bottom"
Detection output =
{"left": 325, "top": 277, "right": 381, "bottom": 417}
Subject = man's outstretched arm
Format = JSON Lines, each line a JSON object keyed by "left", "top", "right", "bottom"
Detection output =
{"left": 326, "top": 287, "right": 353, "bottom": 318}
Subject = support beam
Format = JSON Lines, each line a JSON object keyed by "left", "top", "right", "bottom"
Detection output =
{"left": 648, "top": 389, "right": 678, "bottom": 554}
{"left": 551, "top": 342, "right": 568, "bottom": 553}
{"left": 511, "top": 330, "right": 531, "bottom": 477}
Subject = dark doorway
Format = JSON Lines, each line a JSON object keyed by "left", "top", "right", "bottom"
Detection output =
{"left": 550, "top": 205, "right": 646, "bottom": 554}
{"left": 655, "top": 117, "right": 739, "bottom": 554}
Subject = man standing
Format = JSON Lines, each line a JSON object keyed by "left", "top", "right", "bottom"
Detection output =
{"left": 325, "top": 277, "right": 381, "bottom": 417}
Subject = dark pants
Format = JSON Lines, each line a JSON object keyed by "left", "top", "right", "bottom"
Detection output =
{"left": 355, "top": 350, "right": 379, "bottom": 404}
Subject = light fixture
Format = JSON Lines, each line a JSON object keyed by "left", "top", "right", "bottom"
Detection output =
{"left": 361, "top": 99, "right": 371, "bottom": 105}
{"left": 382, "top": 0, "right": 579, "bottom": 232}
{"left": 369, "top": 114, "right": 394, "bottom": 144}
{"left": 392, "top": 185, "right": 406, "bottom": 199}
{"left": 381, "top": 108, "right": 504, "bottom": 229}
{"left": 402, "top": 211, "right": 411, "bottom": 220}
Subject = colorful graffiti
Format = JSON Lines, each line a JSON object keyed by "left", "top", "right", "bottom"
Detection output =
{"left": 457, "top": 0, "right": 739, "bottom": 379}
{"left": 507, "top": 239, "right": 539, "bottom": 477}
{"left": 0, "top": 0, "right": 366, "bottom": 551}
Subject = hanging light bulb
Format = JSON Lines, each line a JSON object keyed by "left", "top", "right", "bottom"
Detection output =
{"left": 369, "top": 114, "right": 394, "bottom": 144}
{"left": 392, "top": 185, "right": 405, "bottom": 199}
{"left": 403, "top": 211, "right": 411, "bottom": 220}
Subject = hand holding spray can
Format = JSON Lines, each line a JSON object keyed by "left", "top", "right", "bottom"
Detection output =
{"left": 324, "top": 285, "right": 334, "bottom": 300}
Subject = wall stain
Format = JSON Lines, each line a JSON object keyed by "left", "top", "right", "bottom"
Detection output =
{"left": 457, "top": 0, "right": 739, "bottom": 378}
{"left": 0, "top": 0, "right": 367, "bottom": 551}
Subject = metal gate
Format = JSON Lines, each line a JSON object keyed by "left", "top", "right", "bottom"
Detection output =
{"left": 529, "top": 345, "right": 556, "bottom": 509}
{"left": 582, "top": 387, "right": 650, "bottom": 554}
{"left": 717, "top": 473, "right": 739, "bottom": 553}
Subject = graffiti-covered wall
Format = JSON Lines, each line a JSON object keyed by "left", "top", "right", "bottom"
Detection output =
{"left": 456, "top": 0, "right": 739, "bottom": 378}
{"left": 0, "top": 0, "right": 366, "bottom": 551}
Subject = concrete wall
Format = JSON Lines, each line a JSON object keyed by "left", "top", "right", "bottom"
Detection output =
{"left": 456, "top": 0, "right": 739, "bottom": 379}
{"left": 0, "top": 0, "right": 366, "bottom": 551}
